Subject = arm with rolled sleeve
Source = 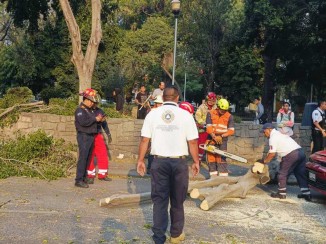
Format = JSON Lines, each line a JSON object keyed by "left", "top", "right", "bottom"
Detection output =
{"left": 263, "top": 132, "right": 277, "bottom": 163}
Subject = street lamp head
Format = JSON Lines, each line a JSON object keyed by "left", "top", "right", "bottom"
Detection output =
{"left": 171, "top": 0, "right": 181, "bottom": 16}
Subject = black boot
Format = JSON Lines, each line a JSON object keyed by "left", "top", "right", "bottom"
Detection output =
{"left": 85, "top": 177, "right": 94, "bottom": 184}
{"left": 297, "top": 194, "right": 312, "bottom": 201}
{"left": 75, "top": 181, "right": 89, "bottom": 188}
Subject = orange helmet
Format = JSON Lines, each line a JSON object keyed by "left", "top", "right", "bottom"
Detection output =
{"left": 79, "top": 88, "right": 100, "bottom": 103}
{"left": 179, "top": 101, "right": 194, "bottom": 114}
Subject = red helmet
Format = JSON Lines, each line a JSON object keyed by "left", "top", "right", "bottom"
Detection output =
{"left": 206, "top": 92, "right": 217, "bottom": 101}
{"left": 179, "top": 102, "right": 195, "bottom": 114}
{"left": 79, "top": 88, "right": 100, "bottom": 103}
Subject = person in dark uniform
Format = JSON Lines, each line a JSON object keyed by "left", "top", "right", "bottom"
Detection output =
{"left": 311, "top": 100, "right": 326, "bottom": 153}
{"left": 261, "top": 123, "right": 311, "bottom": 201}
{"left": 137, "top": 86, "right": 200, "bottom": 244}
{"left": 74, "top": 88, "right": 103, "bottom": 188}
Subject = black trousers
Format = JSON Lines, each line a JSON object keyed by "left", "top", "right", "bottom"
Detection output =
{"left": 75, "top": 132, "right": 94, "bottom": 182}
{"left": 137, "top": 106, "right": 147, "bottom": 119}
{"left": 150, "top": 158, "right": 189, "bottom": 244}
{"left": 312, "top": 130, "right": 324, "bottom": 154}
{"left": 278, "top": 148, "right": 308, "bottom": 190}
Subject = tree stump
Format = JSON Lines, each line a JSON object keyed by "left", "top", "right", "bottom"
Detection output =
{"left": 99, "top": 166, "right": 270, "bottom": 210}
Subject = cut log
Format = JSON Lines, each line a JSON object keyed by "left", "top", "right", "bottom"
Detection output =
{"left": 99, "top": 192, "right": 151, "bottom": 207}
{"left": 196, "top": 166, "right": 270, "bottom": 211}
{"left": 188, "top": 175, "right": 240, "bottom": 192}
{"left": 99, "top": 166, "right": 270, "bottom": 210}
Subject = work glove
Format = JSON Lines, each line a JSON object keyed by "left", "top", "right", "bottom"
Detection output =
{"left": 214, "top": 135, "right": 223, "bottom": 145}
{"left": 251, "top": 162, "right": 265, "bottom": 174}
{"left": 107, "top": 133, "right": 112, "bottom": 143}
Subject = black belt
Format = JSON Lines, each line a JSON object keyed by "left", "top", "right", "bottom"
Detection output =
{"left": 154, "top": 155, "right": 186, "bottom": 159}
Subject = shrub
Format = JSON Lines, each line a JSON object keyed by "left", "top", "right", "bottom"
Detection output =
{"left": 0, "top": 130, "right": 76, "bottom": 180}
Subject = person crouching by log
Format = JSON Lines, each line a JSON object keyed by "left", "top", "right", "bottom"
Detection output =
{"left": 205, "top": 98, "right": 235, "bottom": 177}
{"left": 137, "top": 86, "right": 200, "bottom": 244}
{"left": 260, "top": 123, "right": 311, "bottom": 201}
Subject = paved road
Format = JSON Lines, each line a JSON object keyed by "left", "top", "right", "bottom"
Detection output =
{"left": 0, "top": 163, "right": 325, "bottom": 244}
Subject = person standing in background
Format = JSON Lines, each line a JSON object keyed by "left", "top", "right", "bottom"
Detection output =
{"left": 253, "top": 97, "right": 265, "bottom": 125}
{"left": 276, "top": 101, "right": 295, "bottom": 136}
{"left": 311, "top": 100, "right": 326, "bottom": 153}
{"left": 113, "top": 88, "right": 124, "bottom": 113}
{"left": 135, "top": 85, "right": 149, "bottom": 119}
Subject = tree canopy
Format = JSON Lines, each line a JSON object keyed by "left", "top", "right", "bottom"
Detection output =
{"left": 0, "top": 0, "right": 325, "bottom": 111}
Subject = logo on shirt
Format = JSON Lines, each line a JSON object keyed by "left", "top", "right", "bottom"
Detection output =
{"left": 162, "top": 110, "right": 175, "bottom": 124}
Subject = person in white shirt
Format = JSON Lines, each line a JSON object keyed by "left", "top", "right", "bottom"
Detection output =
{"left": 151, "top": 81, "right": 165, "bottom": 100}
{"left": 137, "top": 86, "right": 199, "bottom": 244}
{"left": 311, "top": 100, "right": 326, "bottom": 153}
{"left": 260, "top": 123, "right": 311, "bottom": 201}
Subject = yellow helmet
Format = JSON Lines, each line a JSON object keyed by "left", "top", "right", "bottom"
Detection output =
{"left": 217, "top": 98, "right": 229, "bottom": 110}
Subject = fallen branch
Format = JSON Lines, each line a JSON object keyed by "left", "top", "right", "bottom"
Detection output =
{"left": 99, "top": 192, "right": 151, "bottom": 207}
{"left": 0, "top": 156, "right": 48, "bottom": 181}
{"left": 0, "top": 101, "right": 44, "bottom": 118}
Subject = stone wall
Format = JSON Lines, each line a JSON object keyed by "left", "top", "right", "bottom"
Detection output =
{"left": 0, "top": 113, "right": 312, "bottom": 161}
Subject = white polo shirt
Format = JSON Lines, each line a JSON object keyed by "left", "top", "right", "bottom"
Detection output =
{"left": 312, "top": 107, "right": 324, "bottom": 131}
{"left": 141, "top": 102, "right": 198, "bottom": 157}
{"left": 268, "top": 129, "right": 301, "bottom": 158}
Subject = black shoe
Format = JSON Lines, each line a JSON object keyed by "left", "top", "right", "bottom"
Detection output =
{"left": 85, "top": 178, "right": 94, "bottom": 184}
{"left": 98, "top": 177, "right": 112, "bottom": 181}
{"left": 271, "top": 192, "right": 286, "bottom": 199}
{"left": 297, "top": 194, "right": 312, "bottom": 201}
{"left": 75, "top": 181, "right": 89, "bottom": 188}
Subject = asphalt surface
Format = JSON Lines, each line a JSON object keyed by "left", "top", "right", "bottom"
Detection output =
{"left": 0, "top": 161, "right": 325, "bottom": 244}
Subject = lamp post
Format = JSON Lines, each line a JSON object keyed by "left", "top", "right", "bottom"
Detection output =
{"left": 171, "top": 0, "right": 180, "bottom": 85}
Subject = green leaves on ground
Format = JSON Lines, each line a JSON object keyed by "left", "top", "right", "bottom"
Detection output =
{"left": 0, "top": 130, "right": 76, "bottom": 180}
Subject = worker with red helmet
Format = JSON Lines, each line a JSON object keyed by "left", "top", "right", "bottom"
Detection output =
{"left": 195, "top": 92, "right": 217, "bottom": 162}
{"left": 85, "top": 99, "right": 113, "bottom": 184}
{"left": 205, "top": 98, "right": 235, "bottom": 177}
{"left": 74, "top": 88, "right": 104, "bottom": 188}
{"left": 179, "top": 101, "right": 195, "bottom": 114}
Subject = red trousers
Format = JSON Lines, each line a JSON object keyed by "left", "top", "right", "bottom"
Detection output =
{"left": 87, "top": 133, "right": 109, "bottom": 179}
{"left": 198, "top": 132, "right": 208, "bottom": 161}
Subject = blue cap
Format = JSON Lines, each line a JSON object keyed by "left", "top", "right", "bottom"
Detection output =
{"left": 260, "top": 123, "right": 274, "bottom": 132}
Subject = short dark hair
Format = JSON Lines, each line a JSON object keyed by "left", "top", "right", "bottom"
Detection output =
{"left": 254, "top": 97, "right": 261, "bottom": 101}
{"left": 163, "top": 86, "right": 179, "bottom": 101}
{"left": 318, "top": 100, "right": 326, "bottom": 107}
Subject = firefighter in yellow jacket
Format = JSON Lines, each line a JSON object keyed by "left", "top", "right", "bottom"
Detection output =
{"left": 195, "top": 92, "right": 217, "bottom": 162}
{"left": 205, "top": 99, "right": 235, "bottom": 177}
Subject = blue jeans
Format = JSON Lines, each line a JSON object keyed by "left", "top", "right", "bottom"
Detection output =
{"left": 150, "top": 158, "right": 189, "bottom": 244}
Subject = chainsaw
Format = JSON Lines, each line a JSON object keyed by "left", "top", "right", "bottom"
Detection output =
{"left": 199, "top": 144, "right": 248, "bottom": 164}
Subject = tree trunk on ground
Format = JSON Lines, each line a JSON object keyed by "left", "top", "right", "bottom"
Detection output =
{"left": 59, "top": 0, "right": 102, "bottom": 99}
{"left": 99, "top": 167, "right": 270, "bottom": 209}
{"left": 190, "top": 167, "right": 270, "bottom": 211}
{"left": 262, "top": 54, "right": 276, "bottom": 122}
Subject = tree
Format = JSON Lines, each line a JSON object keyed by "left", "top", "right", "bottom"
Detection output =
{"left": 58, "top": 0, "right": 102, "bottom": 94}
{"left": 117, "top": 16, "right": 174, "bottom": 91}
{"left": 180, "top": 0, "right": 245, "bottom": 93}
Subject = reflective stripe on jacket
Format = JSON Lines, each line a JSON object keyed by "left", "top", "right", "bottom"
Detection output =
{"left": 206, "top": 110, "right": 235, "bottom": 136}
